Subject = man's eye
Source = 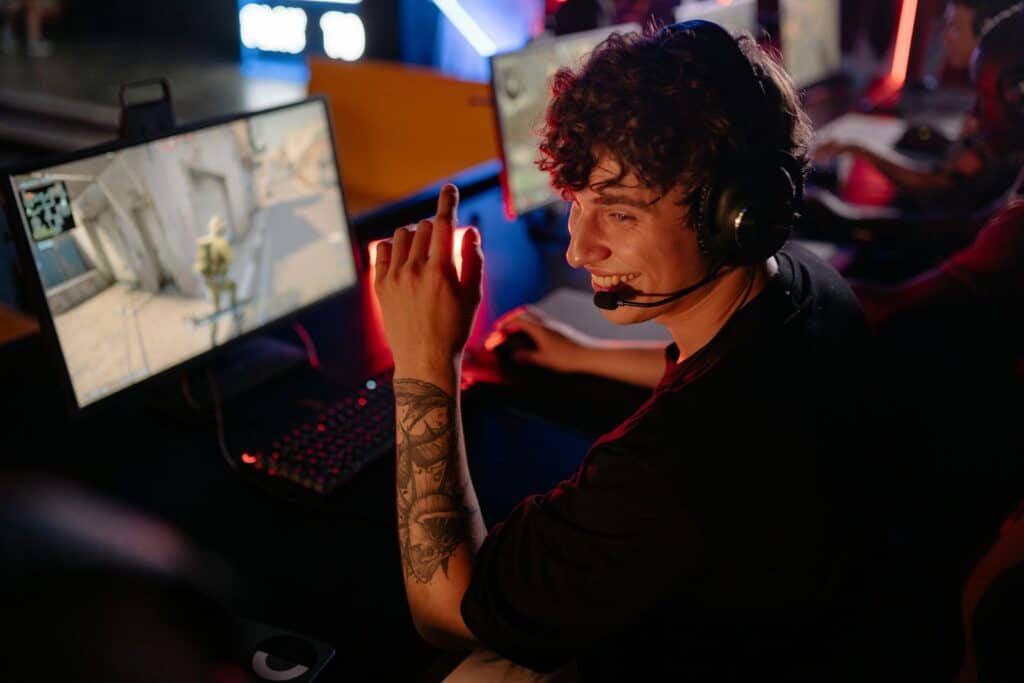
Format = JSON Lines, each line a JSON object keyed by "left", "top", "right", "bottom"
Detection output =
{"left": 609, "top": 212, "right": 635, "bottom": 222}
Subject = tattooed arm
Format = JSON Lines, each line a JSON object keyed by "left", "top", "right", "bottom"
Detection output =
{"left": 374, "top": 185, "right": 486, "bottom": 648}
{"left": 394, "top": 374, "right": 485, "bottom": 647}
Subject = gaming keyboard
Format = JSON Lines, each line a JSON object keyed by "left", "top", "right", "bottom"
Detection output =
{"left": 237, "top": 370, "right": 395, "bottom": 494}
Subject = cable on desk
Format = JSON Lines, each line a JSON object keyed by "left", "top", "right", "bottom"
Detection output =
{"left": 206, "top": 368, "right": 240, "bottom": 474}
{"left": 291, "top": 320, "right": 321, "bottom": 370}
{"left": 180, "top": 373, "right": 201, "bottom": 412}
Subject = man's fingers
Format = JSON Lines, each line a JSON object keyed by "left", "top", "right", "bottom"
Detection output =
{"left": 410, "top": 219, "right": 433, "bottom": 264}
{"left": 459, "top": 226, "right": 483, "bottom": 296}
{"left": 431, "top": 186, "right": 457, "bottom": 271}
{"left": 436, "top": 183, "right": 459, "bottom": 227}
{"left": 494, "top": 306, "right": 527, "bottom": 330}
{"left": 495, "top": 306, "right": 544, "bottom": 331}
{"left": 391, "top": 226, "right": 413, "bottom": 270}
{"left": 512, "top": 349, "right": 546, "bottom": 368}
{"left": 506, "top": 317, "right": 548, "bottom": 340}
{"left": 374, "top": 240, "right": 392, "bottom": 283}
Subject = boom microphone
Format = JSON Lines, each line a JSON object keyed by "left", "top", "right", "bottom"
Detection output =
{"left": 593, "top": 267, "right": 724, "bottom": 310}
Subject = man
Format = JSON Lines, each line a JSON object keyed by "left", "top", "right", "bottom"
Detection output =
{"left": 0, "top": 0, "right": 60, "bottom": 57}
{"left": 810, "top": 0, "right": 1022, "bottom": 237}
{"left": 851, "top": 14, "right": 1024, "bottom": 678}
{"left": 854, "top": 6, "right": 1024, "bottom": 375}
{"left": 375, "top": 22, "right": 881, "bottom": 681}
{"left": 945, "top": 0, "right": 991, "bottom": 75}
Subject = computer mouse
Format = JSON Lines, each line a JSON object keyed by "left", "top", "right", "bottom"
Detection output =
{"left": 894, "top": 124, "right": 953, "bottom": 157}
{"left": 487, "top": 329, "right": 538, "bottom": 365}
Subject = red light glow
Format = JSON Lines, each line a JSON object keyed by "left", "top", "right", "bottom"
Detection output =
{"left": 241, "top": 453, "right": 257, "bottom": 464}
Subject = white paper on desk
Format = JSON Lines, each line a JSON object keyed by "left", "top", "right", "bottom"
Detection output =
{"left": 815, "top": 111, "right": 966, "bottom": 153}
{"left": 813, "top": 113, "right": 921, "bottom": 166}
{"left": 814, "top": 113, "right": 907, "bottom": 144}
{"left": 528, "top": 287, "right": 673, "bottom": 344}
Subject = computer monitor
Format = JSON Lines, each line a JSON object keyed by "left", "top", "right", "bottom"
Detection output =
{"left": 3, "top": 97, "right": 360, "bottom": 412}
{"left": 491, "top": 23, "right": 638, "bottom": 218}
{"left": 779, "top": 0, "right": 842, "bottom": 88}
{"left": 674, "top": 0, "right": 759, "bottom": 36}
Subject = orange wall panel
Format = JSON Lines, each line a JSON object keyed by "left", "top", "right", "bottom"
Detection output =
{"left": 308, "top": 59, "right": 499, "bottom": 215}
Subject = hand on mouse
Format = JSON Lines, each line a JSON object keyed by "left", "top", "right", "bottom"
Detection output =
{"left": 487, "top": 306, "right": 586, "bottom": 373}
{"left": 813, "top": 139, "right": 862, "bottom": 164}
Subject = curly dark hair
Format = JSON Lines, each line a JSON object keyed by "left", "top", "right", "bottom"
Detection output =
{"left": 538, "top": 22, "right": 812, "bottom": 226}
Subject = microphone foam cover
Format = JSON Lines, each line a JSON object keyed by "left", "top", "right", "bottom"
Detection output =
{"left": 593, "top": 291, "right": 620, "bottom": 310}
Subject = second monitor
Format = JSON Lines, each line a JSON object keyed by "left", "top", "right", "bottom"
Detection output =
{"left": 491, "top": 23, "right": 638, "bottom": 219}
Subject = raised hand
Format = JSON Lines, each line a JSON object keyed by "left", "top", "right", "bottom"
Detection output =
{"left": 374, "top": 184, "right": 484, "bottom": 377}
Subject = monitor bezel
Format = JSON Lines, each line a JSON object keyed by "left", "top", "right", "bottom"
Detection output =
{"left": 2, "top": 95, "right": 364, "bottom": 418}
{"left": 489, "top": 23, "right": 639, "bottom": 219}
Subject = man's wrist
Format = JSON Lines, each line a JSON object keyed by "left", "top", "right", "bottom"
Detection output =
{"left": 393, "top": 353, "right": 461, "bottom": 382}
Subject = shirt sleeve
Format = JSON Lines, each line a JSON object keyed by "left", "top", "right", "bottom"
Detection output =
{"left": 942, "top": 201, "right": 1024, "bottom": 298}
{"left": 460, "top": 440, "right": 701, "bottom": 673}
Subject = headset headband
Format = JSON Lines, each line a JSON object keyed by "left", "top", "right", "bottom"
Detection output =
{"left": 657, "top": 20, "right": 767, "bottom": 149}
{"left": 979, "top": 1, "right": 1024, "bottom": 42}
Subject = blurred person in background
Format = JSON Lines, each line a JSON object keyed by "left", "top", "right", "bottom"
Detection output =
{"left": 1, "top": 0, "right": 61, "bottom": 57}
{"left": 809, "top": 0, "right": 1023, "bottom": 227}
{"left": 851, "top": 5, "right": 1024, "bottom": 373}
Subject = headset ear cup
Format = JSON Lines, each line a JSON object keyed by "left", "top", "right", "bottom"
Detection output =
{"left": 709, "top": 159, "right": 800, "bottom": 267}
{"left": 696, "top": 182, "right": 720, "bottom": 260}
{"left": 1003, "top": 68, "right": 1024, "bottom": 119}
{"left": 749, "top": 163, "right": 800, "bottom": 263}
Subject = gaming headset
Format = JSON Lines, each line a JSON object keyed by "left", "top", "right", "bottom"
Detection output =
{"left": 999, "top": 65, "right": 1024, "bottom": 121}
{"left": 594, "top": 20, "right": 804, "bottom": 310}
{"left": 980, "top": 2, "right": 1024, "bottom": 120}
{"left": 675, "top": 20, "right": 805, "bottom": 268}
{"left": 598, "top": 20, "right": 802, "bottom": 309}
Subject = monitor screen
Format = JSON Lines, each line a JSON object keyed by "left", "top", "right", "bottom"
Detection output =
{"left": 780, "top": 0, "right": 842, "bottom": 88}
{"left": 491, "top": 24, "right": 638, "bottom": 218}
{"left": 674, "top": 0, "right": 758, "bottom": 36}
{"left": 7, "top": 98, "right": 357, "bottom": 410}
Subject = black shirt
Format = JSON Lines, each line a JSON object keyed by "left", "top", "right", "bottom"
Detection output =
{"left": 461, "top": 244, "right": 880, "bottom": 681}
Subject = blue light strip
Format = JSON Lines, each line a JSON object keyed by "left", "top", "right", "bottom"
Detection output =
{"left": 431, "top": 0, "right": 498, "bottom": 57}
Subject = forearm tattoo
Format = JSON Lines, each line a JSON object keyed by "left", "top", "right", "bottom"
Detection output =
{"left": 394, "top": 378, "right": 470, "bottom": 583}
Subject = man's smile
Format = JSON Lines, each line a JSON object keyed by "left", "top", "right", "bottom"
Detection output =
{"left": 590, "top": 272, "right": 641, "bottom": 289}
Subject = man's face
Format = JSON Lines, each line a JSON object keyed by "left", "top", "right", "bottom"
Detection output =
{"left": 565, "top": 154, "right": 709, "bottom": 325}
{"left": 971, "top": 53, "right": 1023, "bottom": 155}
{"left": 943, "top": 3, "right": 977, "bottom": 71}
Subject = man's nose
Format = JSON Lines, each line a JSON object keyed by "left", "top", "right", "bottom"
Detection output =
{"left": 565, "top": 211, "right": 611, "bottom": 268}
